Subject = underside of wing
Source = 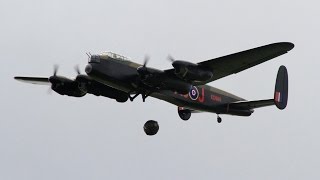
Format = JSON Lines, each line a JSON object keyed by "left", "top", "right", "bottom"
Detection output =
{"left": 14, "top": 76, "right": 50, "bottom": 85}
{"left": 195, "top": 42, "right": 294, "bottom": 84}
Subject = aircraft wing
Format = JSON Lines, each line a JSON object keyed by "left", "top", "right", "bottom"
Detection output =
{"left": 165, "top": 42, "right": 294, "bottom": 85}
{"left": 14, "top": 76, "right": 50, "bottom": 85}
{"left": 195, "top": 42, "right": 294, "bottom": 84}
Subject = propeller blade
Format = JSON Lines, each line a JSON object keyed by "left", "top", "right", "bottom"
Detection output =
{"left": 167, "top": 55, "right": 175, "bottom": 62}
{"left": 143, "top": 55, "right": 150, "bottom": 67}
{"left": 74, "top": 65, "right": 81, "bottom": 75}
{"left": 47, "top": 86, "right": 53, "bottom": 94}
{"left": 53, "top": 64, "right": 59, "bottom": 76}
{"left": 137, "top": 55, "right": 151, "bottom": 78}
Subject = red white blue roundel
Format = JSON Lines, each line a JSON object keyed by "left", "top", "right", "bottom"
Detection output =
{"left": 189, "top": 86, "right": 199, "bottom": 100}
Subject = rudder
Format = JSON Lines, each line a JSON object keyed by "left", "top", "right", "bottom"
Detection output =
{"left": 274, "top": 65, "right": 288, "bottom": 110}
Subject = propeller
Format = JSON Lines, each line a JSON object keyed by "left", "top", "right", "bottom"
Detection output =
{"left": 137, "top": 55, "right": 150, "bottom": 73}
{"left": 48, "top": 65, "right": 59, "bottom": 94}
{"left": 47, "top": 86, "right": 53, "bottom": 94}
{"left": 137, "top": 55, "right": 151, "bottom": 81}
{"left": 167, "top": 55, "right": 175, "bottom": 63}
{"left": 167, "top": 55, "right": 181, "bottom": 69}
{"left": 167, "top": 55, "right": 189, "bottom": 75}
{"left": 74, "top": 65, "right": 90, "bottom": 92}
{"left": 143, "top": 55, "right": 150, "bottom": 67}
{"left": 53, "top": 64, "right": 59, "bottom": 76}
{"left": 49, "top": 64, "right": 59, "bottom": 82}
{"left": 74, "top": 65, "right": 81, "bottom": 75}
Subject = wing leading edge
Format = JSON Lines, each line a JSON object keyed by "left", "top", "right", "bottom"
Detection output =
{"left": 192, "top": 42, "right": 294, "bottom": 85}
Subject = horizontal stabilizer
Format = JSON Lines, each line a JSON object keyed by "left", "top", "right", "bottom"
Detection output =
{"left": 14, "top": 76, "right": 50, "bottom": 85}
{"left": 229, "top": 99, "right": 274, "bottom": 110}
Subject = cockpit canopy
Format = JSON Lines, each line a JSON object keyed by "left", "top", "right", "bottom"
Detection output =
{"left": 88, "top": 52, "right": 131, "bottom": 63}
{"left": 101, "top": 52, "right": 131, "bottom": 61}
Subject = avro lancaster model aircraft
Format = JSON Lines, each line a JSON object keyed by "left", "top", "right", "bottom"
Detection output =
{"left": 15, "top": 42, "right": 294, "bottom": 135}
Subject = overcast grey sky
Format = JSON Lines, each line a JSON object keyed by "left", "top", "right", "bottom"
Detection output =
{"left": 1, "top": 0, "right": 319, "bottom": 179}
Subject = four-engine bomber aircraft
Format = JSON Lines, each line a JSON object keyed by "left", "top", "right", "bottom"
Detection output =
{"left": 15, "top": 42, "right": 294, "bottom": 135}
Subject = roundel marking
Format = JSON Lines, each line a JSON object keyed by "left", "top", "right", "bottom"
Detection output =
{"left": 189, "top": 86, "right": 199, "bottom": 100}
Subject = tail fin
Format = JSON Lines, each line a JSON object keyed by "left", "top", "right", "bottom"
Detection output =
{"left": 274, "top": 65, "right": 288, "bottom": 110}
{"left": 227, "top": 66, "right": 289, "bottom": 112}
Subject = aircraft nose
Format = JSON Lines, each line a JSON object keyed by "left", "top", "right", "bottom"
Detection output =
{"left": 85, "top": 64, "right": 92, "bottom": 74}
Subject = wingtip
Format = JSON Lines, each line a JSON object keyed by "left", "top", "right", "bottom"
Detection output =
{"left": 14, "top": 76, "right": 27, "bottom": 82}
{"left": 285, "top": 42, "right": 294, "bottom": 51}
{"left": 278, "top": 42, "right": 295, "bottom": 51}
{"left": 14, "top": 76, "right": 27, "bottom": 80}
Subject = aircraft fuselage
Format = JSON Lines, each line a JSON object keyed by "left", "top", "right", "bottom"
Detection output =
{"left": 85, "top": 56, "right": 253, "bottom": 116}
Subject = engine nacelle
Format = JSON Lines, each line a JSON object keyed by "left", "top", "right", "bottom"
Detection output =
{"left": 75, "top": 75, "right": 92, "bottom": 93}
{"left": 49, "top": 76, "right": 87, "bottom": 97}
{"left": 172, "top": 61, "right": 213, "bottom": 82}
{"left": 136, "top": 64, "right": 192, "bottom": 94}
{"left": 94, "top": 85, "right": 128, "bottom": 102}
{"left": 76, "top": 75, "right": 128, "bottom": 102}
{"left": 137, "top": 66, "right": 164, "bottom": 87}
